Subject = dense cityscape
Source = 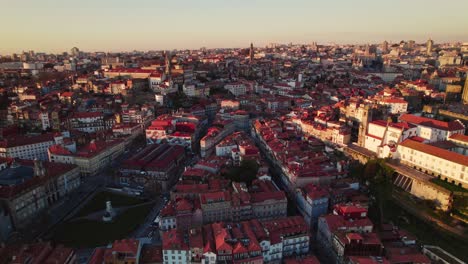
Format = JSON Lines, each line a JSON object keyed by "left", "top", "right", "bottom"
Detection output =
{"left": 0, "top": 35, "right": 468, "bottom": 264}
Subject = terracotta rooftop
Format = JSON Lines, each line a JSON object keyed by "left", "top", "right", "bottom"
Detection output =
{"left": 449, "top": 133, "right": 468, "bottom": 143}
{"left": 399, "top": 138, "right": 468, "bottom": 166}
{"left": 284, "top": 255, "right": 321, "bottom": 264}
{"left": 139, "top": 244, "right": 163, "bottom": 264}
{"left": 0, "top": 133, "right": 54, "bottom": 148}
{"left": 399, "top": 114, "right": 465, "bottom": 131}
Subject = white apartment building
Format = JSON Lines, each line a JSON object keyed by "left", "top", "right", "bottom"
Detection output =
{"left": 200, "top": 123, "right": 236, "bottom": 158}
{"left": 399, "top": 114, "right": 465, "bottom": 143}
{"left": 160, "top": 214, "right": 176, "bottom": 231}
{"left": 0, "top": 133, "right": 55, "bottom": 161}
{"left": 201, "top": 252, "right": 217, "bottom": 264}
{"left": 260, "top": 239, "right": 283, "bottom": 263}
{"left": 40, "top": 111, "right": 51, "bottom": 130}
{"left": 68, "top": 112, "right": 106, "bottom": 133}
{"left": 224, "top": 82, "right": 246, "bottom": 96}
{"left": 163, "top": 248, "right": 190, "bottom": 264}
{"left": 397, "top": 139, "right": 468, "bottom": 188}
{"left": 183, "top": 83, "right": 210, "bottom": 97}
{"left": 48, "top": 139, "right": 125, "bottom": 176}
{"left": 379, "top": 98, "right": 408, "bottom": 114}
{"left": 215, "top": 143, "right": 237, "bottom": 157}
{"left": 162, "top": 230, "right": 190, "bottom": 264}
{"left": 364, "top": 120, "right": 417, "bottom": 158}
{"left": 148, "top": 72, "right": 165, "bottom": 89}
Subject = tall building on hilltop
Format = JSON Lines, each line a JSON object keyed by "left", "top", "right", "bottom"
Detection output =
{"left": 311, "top": 41, "right": 318, "bottom": 51}
{"left": 165, "top": 51, "right": 172, "bottom": 76}
{"left": 364, "top": 43, "right": 370, "bottom": 56}
{"left": 249, "top": 42, "right": 254, "bottom": 63}
{"left": 382, "top": 40, "right": 389, "bottom": 54}
{"left": 357, "top": 105, "right": 372, "bottom": 147}
{"left": 70, "top": 47, "right": 80, "bottom": 57}
{"left": 426, "top": 38, "right": 434, "bottom": 55}
{"left": 463, "top": 74, "right": 468, "bottom": 104}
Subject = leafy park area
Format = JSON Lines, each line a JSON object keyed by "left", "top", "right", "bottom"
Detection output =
{"left": 52, "top": 203, "right": 153, "bottom": 248}
{"left": 76, "top": 191, "right": 145, "bottom": 217}
{"left": 51, "top": 191, "right": 152, "bottom": 248}
{"left": 222, "top": 159, "right": 259, "bottom": 186}
{"left": 352, "top": 159, "right": 468, "bottom": 261}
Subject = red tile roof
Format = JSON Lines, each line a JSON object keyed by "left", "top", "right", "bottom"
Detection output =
{"left": 74, "top": 139, "right": 123, "bottom": 158}
{"left": 189, "top": 228, "right": 204, "bottom": 249}
{"left": 43, "top": 245, "right": 75, "bottom": 264}
{"left": 334, "top": 203, "right": 368, "bottom": 217}
{"left": 175, "top": 198, "right": 193, "bottom": 212}
{"left": 140, "top": 244, "right": 163, "bottom": 264}
{"left": 399, "top": 114, "right": 465, "bottom": 131}
{"left": 262, "top": 216, "right": 309, "bottom": 240}
{"left": 174, "top": 183, "right": 209, "bottom": 193}
{"left": 88, "top": 248, "right": 105, "bottom": 264}
{"left": 8, "top": 242, "right": 53, "bottom": 264}
{"left": 60, "top": 91, "right": 74, "bottom": 97}
{"left": 381, "top": 98, "right": 407, "bottom": 104}
{"left": 107, "top": 68, "right": 154, "bottom": 74}
{"left": 232, "top": 242, "right": 248, "bottom": 254}
{"left": 449, "top": 133, "right": 468, "bottom": 143}
{"left": 385, "top": 247, "right": 431, "bottom": 264}
{"left": 320, "top": 214, "right": 373, "bottom": 233}
{"left": 163, "top": 229, "right": 189, "bottom": 250}
{"left": 284, "top": 255, "right": 321, "bottom": 264}
{"left": 70, "top": 112, "right": 103, "bottom": 119}
{"left": 399, "top": 138, "right": 468, "bottom": 166}
{"left": 0, "top": 133, "right": 54, "bottom": 148}
{"left": 102, "top": 239, "right": 139, "bottom": 262}
{"left": 212, "top": 222, "right": 232, "bottom": 252}
{"left": 48, "top": 144, "right": 72, "bottom": 155}
{"left": 303, "top": 184, "right": 329, "bottom": 200}
{"left": 250, "top": 191, "right": 286, "bottom": 203}
{"left": 200, "top": 191, "right": 231, "bottom": 204}
{"left": 348, "top": 256, "right": 390, "bottom": 264}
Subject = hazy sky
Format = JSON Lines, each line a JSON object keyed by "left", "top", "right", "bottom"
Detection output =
{"left": 1, "top": 0, "right": 467, "bottom": 54}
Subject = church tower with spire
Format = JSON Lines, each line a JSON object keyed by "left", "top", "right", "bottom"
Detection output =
{"left": 364, "top": 43, "right": 370, "bottom": 56}
{"left": 165, "top": 51, "right": 172, "bottom": 76}
{"left": 426, "top": 38, "right": 434, "bottom": 55}
{"left": 249, "top": 43, "right": 254, "bottom": 63}
{"left": 382, "top": 40, "right": 389, "bottom": 54}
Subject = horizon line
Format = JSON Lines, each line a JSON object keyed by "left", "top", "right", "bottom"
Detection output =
{"left": 2, "top": 39, "right": 468, "bottom": 56}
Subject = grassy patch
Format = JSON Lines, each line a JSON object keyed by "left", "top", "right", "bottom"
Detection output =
{"left": 77, "top": 191, "right": 145, "bottom": 217}
{"left": 52, "top": 203, "right": 153, "bottom": 248}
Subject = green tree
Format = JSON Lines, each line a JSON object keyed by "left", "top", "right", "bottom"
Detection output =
{"left": 223, "top": 159, "right": 259, "bottom": 186}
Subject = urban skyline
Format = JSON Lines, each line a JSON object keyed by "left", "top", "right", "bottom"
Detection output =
{"left": 1, "top": 1, "right": 468, "bottom": 263}
{"left": 1, "top": 0, "right": 468, "bottom": 53}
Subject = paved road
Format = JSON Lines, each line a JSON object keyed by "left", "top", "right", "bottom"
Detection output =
{"left": 131, "top": 196, "right": 166, "bottom": 239}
